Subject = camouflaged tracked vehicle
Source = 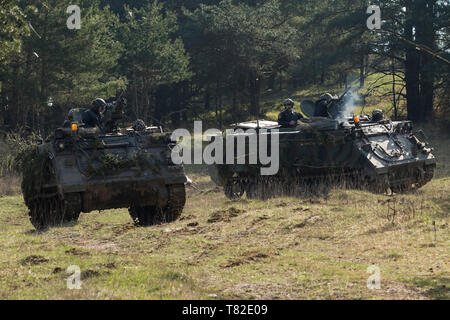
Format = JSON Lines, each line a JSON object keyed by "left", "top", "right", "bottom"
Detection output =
{"left": 22, "top": 99, "right": 187, "bottom": 230}
{"left": 209, "top": 91, "right": 436, "bottom": 199}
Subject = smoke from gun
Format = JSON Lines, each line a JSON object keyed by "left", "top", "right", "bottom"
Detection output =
{"left": 335, "top": 88, "right": 361, "bottom": 121}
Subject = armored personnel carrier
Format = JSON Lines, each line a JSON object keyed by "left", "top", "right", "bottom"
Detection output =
{"left": 209, "top": 91, "right": 436, "bottom": 199}
{"left": 21, "top": 98, "right": 187, "bottom": 230}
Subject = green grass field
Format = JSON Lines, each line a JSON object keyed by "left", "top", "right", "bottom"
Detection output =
{"left": 0, "top": 76, "right": 448, "bottom": 300}
{"left": 0, "top": 133, "right": 448, "bottom": 300}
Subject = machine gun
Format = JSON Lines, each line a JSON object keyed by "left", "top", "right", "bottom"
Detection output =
{"left": 327, "top": 87, "right": 354, "bottom": 119}
{"left": 300, "top": 88, "right": 355, "bottom": 120}
{"left": 102, "top": 91, "right": 126, "bottom": 133}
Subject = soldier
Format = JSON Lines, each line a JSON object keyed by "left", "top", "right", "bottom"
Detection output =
{"left": 278, "top": 98, "right": 303, "bottom": 128}
{"left": 372, "top": 109, "right": 384, "bottom": 122}
{"left": 132, "top": 119, "right": 147, "bottom": 132}
{"left": 314, "top": 93, "right": 337, "bottom": 117}
{"left": 82, "top": 98, "right": 107, "bottom": 128}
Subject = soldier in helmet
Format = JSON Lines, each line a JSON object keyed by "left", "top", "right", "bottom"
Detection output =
{"left": 278, "top": 98, "right": 303, "bottom": 128}
{"left": 132, "top": 119, "right": 147, "bottom": 132}
{"left": 371, "top": 109, "right": 384, "bottom": 122}
{"left": 315, "top": 93, "right": 337, "bottom": 117}
{"left": 82, "top": 98, "right": 107, "bottom": 128}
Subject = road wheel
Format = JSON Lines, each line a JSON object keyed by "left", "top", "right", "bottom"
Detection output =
{"left": 391, "top": 183, "right": 413, "bottom": 194}
{"left": 224, "top": 181, "right": 245, "bottom": 200}
{"left": 415, "top": 165, "right": 435, "bottom": 189}
{"left": 128, "top": 206, "right": 158, "bottom": 226}
{"left": 28, "top": 195, "right": 81, "bottom": 231}
{"left": 246, "top": 182, "right": 259, "bottom": 199}
{"left": 160, "top": 184, "right": 186, "bottom": 223}
{"left": 129, "top": 184, "right": 186, "bottom": 226}
{"left": 29, "top": 200, "right": 46, "bottom": 230}
{"left": 245, "top": 180, "right": 272, "bottom": 200}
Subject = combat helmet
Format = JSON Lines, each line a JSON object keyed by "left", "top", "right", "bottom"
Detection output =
{"left": 372, "top": 109, "right": 384, "bottom": 122}
{"left": 132, "top": 119, "right": 147, "bottom": 132}
{"left": 284, "top": 98, "right": 295, "bottom": 107}
{"left": 320, "top": 93, "right": 334, "bottom": 102}
{"left": 92, "top": 98, "right": 107, "bottom": 113}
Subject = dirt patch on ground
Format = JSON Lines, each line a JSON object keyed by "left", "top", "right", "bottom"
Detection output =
{"left": 52, "top": 267, "right": 63, "bottom": 274}
{"left": 292, "top": 207, "right": 312, "bottom": 213}
{"left": 77, "top": 240, "right": 120, "bottom": 253}
{"left": 102, "top": 262, "right": 117, "bottom": 269}
{"left": 81, "top": 270, "right": 103, "bottom": 280}
{"left": 249, "top": 215, "right": 270, "bottom": 226}
{"left": 163, "top": 225, "right": 204, "bottom": 235}
{"left": 180, "top": 214, "right": 197, "bottom": 221}
{"left": 112, "top": 224, "right": 136, "bottom": 236}
{"left": 188, "top": 244, "right": 220, "bottom": 265}
{"left": 377, "top": 280, "right": 428, "bottom": 300}
{"left": 292, "top": 215, "right": 322, "bottom": 229}
{"left": 20, "top": 255, "right": 49, "bottom": 266}
{"left": 208, "top": 207, "right": 246, "bottom": 223}
{"left": 65, "top": 248, "right": 90, "bottom": 256}
{"left": 90, "top": 222, "right": 106, "bottom": 231}
{"left": 221, "top": 250, "right": 272, "bottom": 268}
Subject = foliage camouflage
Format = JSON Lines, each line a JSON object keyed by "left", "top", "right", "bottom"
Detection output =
{"left": 0, "top": 132, "right": 50, "bottom": 202}
{"left": 12, "top": 121, "right": 188, "bottom": 230}
{"left": 84, "top": 149, "right": 162, "bottom": 178}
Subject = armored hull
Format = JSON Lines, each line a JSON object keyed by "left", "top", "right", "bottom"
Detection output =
{"left": 209, "top": 117, "right": 436, "bottom": 199}
{"left": 22, "top": 127, "right": 187, "bottom": 230}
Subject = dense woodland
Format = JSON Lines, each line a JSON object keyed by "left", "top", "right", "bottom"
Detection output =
{"left": 0, "top": 0, "right": 449, "bottom": 135}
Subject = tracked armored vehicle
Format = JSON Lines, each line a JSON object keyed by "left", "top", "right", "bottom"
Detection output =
{"left": 209, "top": 91, "right": 436, "bottom": 199}
{"left": 21, "top": 99, "right": 187, "bottom": 230}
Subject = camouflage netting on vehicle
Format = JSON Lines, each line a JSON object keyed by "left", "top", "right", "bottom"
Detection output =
{"left": 83, "top": 150, "right": 162, "bottom": 178}
{"left": 297, "top": 123, "right": 338, "bottom": 144}
{"left": 1, "top": 132, "right": 51, "bottom": 201}
{"left": 20, "top": 148, "right": 51, "bottom": 201}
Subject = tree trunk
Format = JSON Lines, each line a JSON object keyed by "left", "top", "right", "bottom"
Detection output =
{"left": 392, "top": 59, "right": 398, "bottom": 120}
{"left": 232, "top": 80, "right": 238, "bottom": 123}
{"left": 133, "top": 69, "right": 139, "bottom": 119}
{"left": 360, "top": 53, "right": 366, "bottom": 89}
{"left": 215, "top": 80, "right": 220, "bottom": 127}
{"left": 416, "top": 0, "right": 436, "bottom": 121}
{"left": 404, "top": 1, "right": 421, "bottom": 122}
{"left": 204, "top": 87, "right": 210, "bottom": 110}
{"left": 268, "top": 73, "right": 276, "bottom": 90}
{"left": 249, "top": 70, "right": 261, "bottom": 117}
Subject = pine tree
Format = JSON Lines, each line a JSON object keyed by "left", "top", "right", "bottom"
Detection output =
{"left": 0, "top": 0, "right": 125, "bottom": 132}
{"left": 117, "top": 1, "right": 192, "bottom": 123}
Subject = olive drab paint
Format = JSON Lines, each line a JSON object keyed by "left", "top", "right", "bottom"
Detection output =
{"left": 208, "top": 114, "right": 436, "bottom": 200}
